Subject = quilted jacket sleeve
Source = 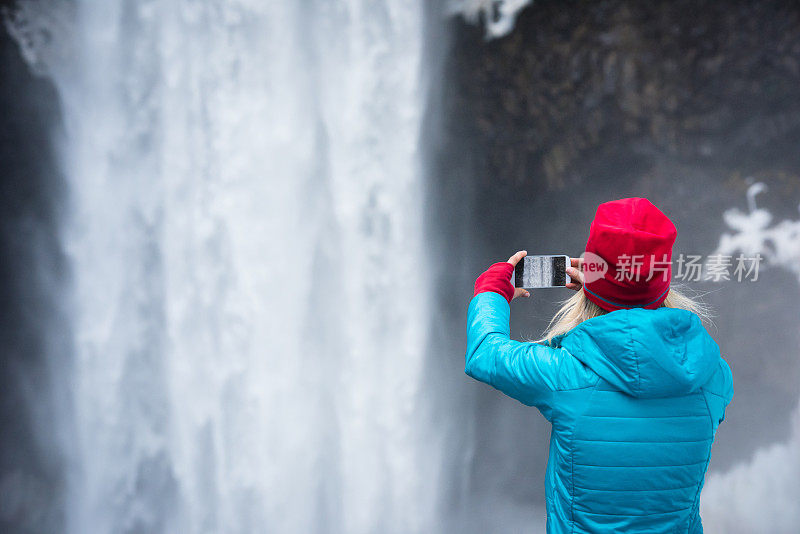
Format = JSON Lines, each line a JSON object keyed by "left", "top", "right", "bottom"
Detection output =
{"left": 465, "top": 291, "right": 597, "bottom": 421}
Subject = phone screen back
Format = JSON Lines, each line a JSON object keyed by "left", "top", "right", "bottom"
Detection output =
{"left": 514, "top": 255, "right": 568, "bottom": 288}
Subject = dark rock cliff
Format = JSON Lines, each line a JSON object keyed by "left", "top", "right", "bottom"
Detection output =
{"left": 0, "top": 1, "right": 68, "bottom": 532}
{"left": 445, "top": 0, "right": 800, "bottom": 196}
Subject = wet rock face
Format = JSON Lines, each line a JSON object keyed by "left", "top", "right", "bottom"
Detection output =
{"left": 445, "top": 0, "right": 800, "bottom": 192}
{"left": 0, "top": 3, "right": 68, "bottom": 533}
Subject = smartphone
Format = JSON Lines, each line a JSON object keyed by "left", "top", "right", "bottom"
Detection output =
{"left": 514, "top": 255, "right": 571, "bottom": 289}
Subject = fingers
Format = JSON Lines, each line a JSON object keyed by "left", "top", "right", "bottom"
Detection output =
{"left": 567, "top": 258, "right": 584, "bottom": 290}
{"left": 507, "top": 250, "right": 527, "bottom": 266}
{"left": 565, "top": 265, "right": 584, "bottom": 291}
{"left": 566, "top": 266, "right": 583, "bottom": 282}
{"left": 512, "top": 287, "right": 531, "bottom": 301}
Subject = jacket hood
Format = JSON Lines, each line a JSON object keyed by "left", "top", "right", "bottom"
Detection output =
{"left": 556, "top": 307, "right": 721, "bottom": 398}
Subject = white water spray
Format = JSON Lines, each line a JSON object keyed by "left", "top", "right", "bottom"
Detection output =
{"left": 701, "top": 182, "right": 800, "bottom": 532}
{"left": 448, "top": 0, "right": 533, "bottom": 39}
{"left": 8, "top": 1, "right": 437, "bottom": 533}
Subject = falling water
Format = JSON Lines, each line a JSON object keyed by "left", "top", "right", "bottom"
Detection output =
{"left": 7, "top": 1, "right": 436, "bottom": 533}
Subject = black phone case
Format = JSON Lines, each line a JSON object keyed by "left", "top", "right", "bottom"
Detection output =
{"left": 514, "top": 261, "right": 525, "bottom": 288}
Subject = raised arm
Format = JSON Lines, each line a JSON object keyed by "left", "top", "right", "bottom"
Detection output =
{"left": 465, "top": 253, "right": 596, "bottom": 420}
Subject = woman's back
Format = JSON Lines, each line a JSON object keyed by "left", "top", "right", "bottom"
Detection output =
{"left": 566, "top": 385, "right": 716, "bottom": 532}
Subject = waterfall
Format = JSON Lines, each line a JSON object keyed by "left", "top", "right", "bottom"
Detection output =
{"left": 7, "top": 1, "right": 437, "bottom": 533}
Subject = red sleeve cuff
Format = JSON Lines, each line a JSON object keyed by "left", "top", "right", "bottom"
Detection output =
{"left": 474, "top": 262, "right": 515, "bottom": 303}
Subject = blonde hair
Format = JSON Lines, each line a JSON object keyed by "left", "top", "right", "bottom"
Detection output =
{"left": 537, "top": 285, "right": 713, "bottom": 344}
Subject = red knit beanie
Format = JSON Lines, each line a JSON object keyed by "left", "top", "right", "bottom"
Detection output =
{"left": 582, "top": 198, "right": 677, "bottom": 312}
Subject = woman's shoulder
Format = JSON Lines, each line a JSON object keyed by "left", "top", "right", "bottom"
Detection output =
{"left": 702, "top": 357, "right": 734, "bottom": 402}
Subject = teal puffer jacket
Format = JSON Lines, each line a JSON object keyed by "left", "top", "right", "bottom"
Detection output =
{"left": 466, "top": 292, "right": 733, "bottom": 533}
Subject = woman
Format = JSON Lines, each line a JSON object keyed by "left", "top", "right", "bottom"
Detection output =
{"left": 466, "top": 197, "right": 733, "bottom": 533}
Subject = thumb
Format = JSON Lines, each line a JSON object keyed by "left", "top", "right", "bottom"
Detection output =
{"left": 512, "top": 287, "right": 531, "bottom": 301}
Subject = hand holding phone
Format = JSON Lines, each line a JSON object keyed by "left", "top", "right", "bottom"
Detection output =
{"left": 565, "top": 257, "right": 584, "bottom": 291}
